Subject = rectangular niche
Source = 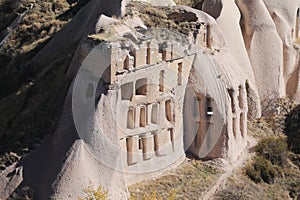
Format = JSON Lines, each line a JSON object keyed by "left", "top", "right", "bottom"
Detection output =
{"left": 169, "top": 128, "right": 174, "bottom": 152}
{"left": 121, "top": 82, "right": 133, "bottom": 100}
{"left": 162, "top": 49, "right": 167, "bottom": 61}
{"left": 228, "top": 89, "right": 236, "bottom": 113}
{"left": 127, "top": 108, "right": 135, "bottom": 129}
{"left": 140, "top": 106, "right": 146, "bottom": 127}
{"left": 126, "top": 137, "right": 138, "bottom": 165}
{"left": 142, "top": 134, "right": 154, "bottom": 160}
{"left": 165, "top": 100, "right": 173, "bottom": 122}
{"left": 232, "top": 117, "right": 237, "bottom": 138}
{"left": 124, "top": 55, "right": 130, "bottom": 70}
{"left": 206, "top": 24, "right": 211, "bottom": 48}
{"left": 240, "top": 113, "right": 245, "bottom": 137}
{"left": 146, "top": 104, "right": 151, "bottom": 125}
{"left": 154, "top": 130, "right": 169, "bottom": 156}
{"left": 159, "top": 70, "right": 164, "bottom": 92}
{"left": 238, "top": 85, "right": 245, "bottom": 109}
{"left": 178, "top": 62, "right": 182, "bottom": 86}
{"left": 146, "top": 42, "right": 151, "bottom": 65}
{"left": 153, "top": 132, "right": 159, "bottom": 153}
{"left": 151, "top": 103, "right": 158, "bottom": 124}
{"left": 135, "top": 78, "right": 147, "bottom": 96}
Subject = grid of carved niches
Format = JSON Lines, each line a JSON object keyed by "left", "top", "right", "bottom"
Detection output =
{"left": 125, "top": 128, "right": 175, "bottom": 166}
{"left": 126, "top": 99, "right": 174, "bottom": 130}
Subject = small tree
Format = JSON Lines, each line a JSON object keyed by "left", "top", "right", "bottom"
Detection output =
{"left": 255, "top": 137, "right": 288, "bottom": 166}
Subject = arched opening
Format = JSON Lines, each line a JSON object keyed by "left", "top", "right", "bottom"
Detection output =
{"left": 135, "top": 78, "right": 147, "bottom": 96}
{"left": 121, "top": 82, "right": 133, "bottom": 100}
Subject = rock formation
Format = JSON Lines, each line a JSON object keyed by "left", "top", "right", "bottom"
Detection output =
{"left": 0, "top": 0, "right": 299, "bottom": 199}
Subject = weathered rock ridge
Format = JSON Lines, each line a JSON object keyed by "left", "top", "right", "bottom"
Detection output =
{"left": 0, "top": 0, "right": 299, "bottom": 199}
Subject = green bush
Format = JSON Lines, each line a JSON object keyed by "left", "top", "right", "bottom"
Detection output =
{"left": 245, "top": 163, "right": 261, "bottom": 183}
{"left": 245, "top": 156, "right": 277, "bottom": 184}
{"left": 255, "top": 137, "right": 288, "bottom": 166}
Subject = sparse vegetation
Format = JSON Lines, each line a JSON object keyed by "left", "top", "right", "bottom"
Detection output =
{"left": 129, "top": 190, "right": 177, "bottom": 200}
{"left": 129, "top": 159, "right": 222, "bottom": 199}
{"left": 216, "top": 100, "right": 300, "bottom": 199}
{"left": 0, "top": 1, "right": 299, "bottom": 200}
{"left": 125, "top": 2, "right": 203, "bottom": 35}
{"left": 0, "top": 0, "right": 90, "bottom": 173}
{"left": 215, "top": 184, "right": 248, "bottom": 200}
{"left": 245, "top": 156, "right": 278, "bottom": 184}
{"left": 0, "top": 0, "right": 69, "bottom": 56}
{"left": 255, "top": 137, "right": 288, "bottom": 166}
{"left": 78, "top": 185, "right": 108, "bottom": 200}
{"left": 173, "top": 0, "right": 204, "bottom": 8}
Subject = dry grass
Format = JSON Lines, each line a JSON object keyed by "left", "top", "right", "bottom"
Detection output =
{"left": 0, "top": 0, "right": 91, "bottom": 164}
{"left": 125, "top": 2, "right": 203, "bottom": 35}
{"left": 0, "top": 1, "right": 69, "bottom": 56}
{"left": 173, "top": 0, "right": 196, "bottom": 7}
{"left": 78, "top": 185, "right": 108, "bottom": 200}
{"left": 173, "top": 0, "right": 205, "bottom": 9}
{"left": 129, "top": 159, "right": 222, "bottom": 199}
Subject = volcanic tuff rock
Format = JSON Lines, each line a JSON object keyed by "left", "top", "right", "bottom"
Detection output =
{"left": 0, "top": 0, "right": 299, "bottom": 199}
